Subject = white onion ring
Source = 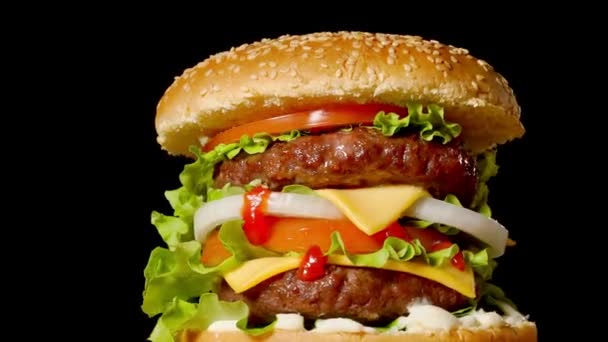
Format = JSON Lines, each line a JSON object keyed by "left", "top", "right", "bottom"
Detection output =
{"left": 403, "top": 197, "right": 508, "bottom": 257}
{"left": 194, "top": 192, "right": 508, "bottom": 257}
{"left": 194, "top": 193, "right": 344, "bottom": 242}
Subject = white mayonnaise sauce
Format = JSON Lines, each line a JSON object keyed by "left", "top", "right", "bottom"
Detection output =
{"left": 206, "top": 301, "right": 529, "bottom": 333}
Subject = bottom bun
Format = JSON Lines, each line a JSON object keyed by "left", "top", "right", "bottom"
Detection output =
{"left": 179, "top": 323, "right": 537, "bottom": 342}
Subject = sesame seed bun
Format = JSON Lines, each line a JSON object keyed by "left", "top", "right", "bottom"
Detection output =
{"left": 179, "top": 323, "right": 537, "bottom": 342}
{"left": 155, "top": 31, "right": 524, "bottom": 156}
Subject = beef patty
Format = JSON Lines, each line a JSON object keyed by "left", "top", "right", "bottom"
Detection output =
{"left": 215, "top": 127, "right": 477, "bottom": 204}
{"left": 218, "top": 265, "right": 468, "bottom": 324}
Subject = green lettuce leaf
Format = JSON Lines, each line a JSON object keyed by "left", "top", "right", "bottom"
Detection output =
{"left": 206, "top": 179, "right": 263, "bottom": 202}
{"left": 149, "top": 294, "right": 275, "bottom": 341}
{"left": 471, "top": 150, "right": 499, "bottom": 214}
{"left": 141, "top": 241, "right": 238, "bottom": 317}
{"left": 148, "top": 298, "right": 197, "bottom": 342}
{"left": 281, "top": 184, "right": 316, "bottom": 195}
{"left": 463, "top": 248, "right": 497, "bottom": 280}
{"left": 373, "top": 103, "right": 462, "bottom": 144}
{"left": 218, "top": 220, "right": 280, "bottom": 261}
{"left": 424, "top": 243, "right": 459, "bottom": 267}
{"left": 151, "top": 211, "right": 191, "bottom": 250}
{"left": 326, "top": 231, "right": 424, "bottom": 267}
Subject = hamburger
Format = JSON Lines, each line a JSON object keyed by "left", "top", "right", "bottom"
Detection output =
{"left": 142, "top": 31, "right": 537, "bottom": 341}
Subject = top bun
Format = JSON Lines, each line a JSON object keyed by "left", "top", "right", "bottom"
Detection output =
{"left": 155, "top": 31, "right": 524, "bottom": 156}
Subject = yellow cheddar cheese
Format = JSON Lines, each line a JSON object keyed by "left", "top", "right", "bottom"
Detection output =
{"left": 314, "top": 185, "right": 429, "bottom": 235}
{"left": 223, "top": 255, "right": 475, "bottom": 298}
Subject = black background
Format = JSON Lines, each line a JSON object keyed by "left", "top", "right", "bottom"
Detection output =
{"left": 50, "top": 7, "right": 592, "bottom": 342}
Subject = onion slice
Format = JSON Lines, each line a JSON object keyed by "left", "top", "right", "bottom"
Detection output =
{"left": 194, "top": 191, "right": 508, "bottom": 258}
{"left": 194, "top": 193, "right": 343, "bottom": 242}
{"left": 403, "top": 197, "right": 508, "bottom": 257}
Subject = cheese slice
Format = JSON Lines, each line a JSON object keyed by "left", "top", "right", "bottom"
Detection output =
{"left": 223, "top": 256, "right": 475, "bottom": 298}
{"left": 314, "top": 185, "right": 429, "bottom": 235}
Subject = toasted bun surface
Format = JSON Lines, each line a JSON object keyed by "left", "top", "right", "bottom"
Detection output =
{"left": 156, "top": 31, "right": 524, "bottom": 156}
{"left": 179, "top": 323, "right": 537, "bottom": 342}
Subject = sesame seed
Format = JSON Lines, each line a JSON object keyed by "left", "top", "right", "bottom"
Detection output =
{"left": 258, "top": 62, "right": 267, "bottom": 67}
{"left": 409, "top": 56, "right": 416, "bottom": 62}
{"left": 450, "top": 55, "right": 458, "bottom": 64}
{"left": 346, "top": 57, "right": 356, "bottom": 66}
{"left": 403, "top": 64, "right": 412, "bottom": 72}
{"left": 240, "top": 86, "right": 249, "bottom": 92}
{"left": 320, "top": 80, "right": 329, "bottom": 86}
{"left": 279, "top": 67, "right": 289, "bottom": 73}
{"left": 471, "top": 81, "right": 479, "bottom": 91}
{"left": 288, "top": 83, "right": 299, "bottom": 89}
{"left": 183, "top": 84, "right": 191, "bottom": 92}
{"left": 432, "top": 50, "right": 440, "bottom": 56}
{"left": 426, "top": 55, "right": 434, "bottom": 63}
{"left": 387, "top": 57, "right": 395, "bottom": 65}
{"left": 352, "top": 41, "right": 362, "bottom": 48}
{"left": 435, "top": 64, "right": 446, "bottom": 71}
{"left": 205, "top": 69, "right": 213, "bottom": 77}
{"left": 301, "top": 53, "right": 309, "bottom": 59}
{"left": 269, "top": 70, "right": 277, "bottom": 79}
{"left": 320, "top": 63, "right": 328, "bottom": 69}
{"left": 259, "top": 70, "right": 268, "bottom": 77}
{"left": 269, "top": 61, "right": 277, "bottom": 67}
{"left": 289, "top": 69, "right": 297, "bottom": 77}
{"left": 262, "top": 48, "right": 271, "bottom": 55}
{"left": 364, "top": 40, "right": 373, "bottom": 47}
{"left": 476, "top": 74, "right": 485, "bottom": 81}
{"left": 373, "top": 47, "right": 381, "bottom": 53}
{"left": 366, "top": 66, "right": 375, "bottom": 75}
{"left": 302, "top": 45, "right": 312, "bottom": 51}
{"left": 211, "top": 84, "right": 220, "bottom": 92}
{"left": 250, "top": 74, "right": 258, "bottom": 80}
{"left": 402, "top": 49, "right": 409, "bottom": 55}
{"left": 351, "top": 50, "right": 360, "bottom": 57}
{"left": 335, "top": 69, "right": 343, "bottom": 77}
{"left": 200, "top": 88, "right": 208, "bottom": 96}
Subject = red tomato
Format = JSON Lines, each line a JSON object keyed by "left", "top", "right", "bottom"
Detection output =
{"left": 203, "top": 104, "right": 407, "bottom": 151}
{"left": 297, "top": 245, "right": 328, "bottom": 281}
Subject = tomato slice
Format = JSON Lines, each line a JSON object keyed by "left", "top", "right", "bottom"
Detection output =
{"left": 200, "top": 217, "right": 461, "bottom": 266}
{"left": 264, "top": 218, "right": 382, "bottom": 254}
{"left": 200, "top": 230, "right": 233, "bottom": 266}
{"left": 203, "top": 104, "right": 407, "bottom": 151}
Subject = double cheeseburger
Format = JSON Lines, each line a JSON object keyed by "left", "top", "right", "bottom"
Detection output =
{"left": 142, "top": 32, "right": 537, "bottom": 342}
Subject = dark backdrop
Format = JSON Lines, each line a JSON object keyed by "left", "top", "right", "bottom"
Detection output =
{"left": 92, "top": 10, "right": 580, "bottom": 342}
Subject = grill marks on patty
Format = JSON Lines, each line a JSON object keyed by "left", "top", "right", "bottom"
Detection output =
{"left": 214, "top": 127, "right": 478, "bottom": 205}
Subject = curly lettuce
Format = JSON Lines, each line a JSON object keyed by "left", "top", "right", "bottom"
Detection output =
{"left": 373, "top": 103, "right": 462, "bottom": 144}
{"left": 148, "top": 294, "right": 276, "bottom": 342}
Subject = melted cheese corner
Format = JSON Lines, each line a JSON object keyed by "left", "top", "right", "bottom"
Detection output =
{"left": 314, "top": 185, "right": 429, "bottom": 235}
{"left": 223, "top": 255, "right": 475, "bottom": 298}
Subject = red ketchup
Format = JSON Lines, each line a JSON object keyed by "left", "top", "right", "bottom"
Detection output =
{"left": 431, "top": 241, "right": 466, "bottom": 271}
{"left": 297, "top": 245, "right": 328, "bottom": 281}
{"left": 242, "top": 185, "right": 273, "bottom": 245}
